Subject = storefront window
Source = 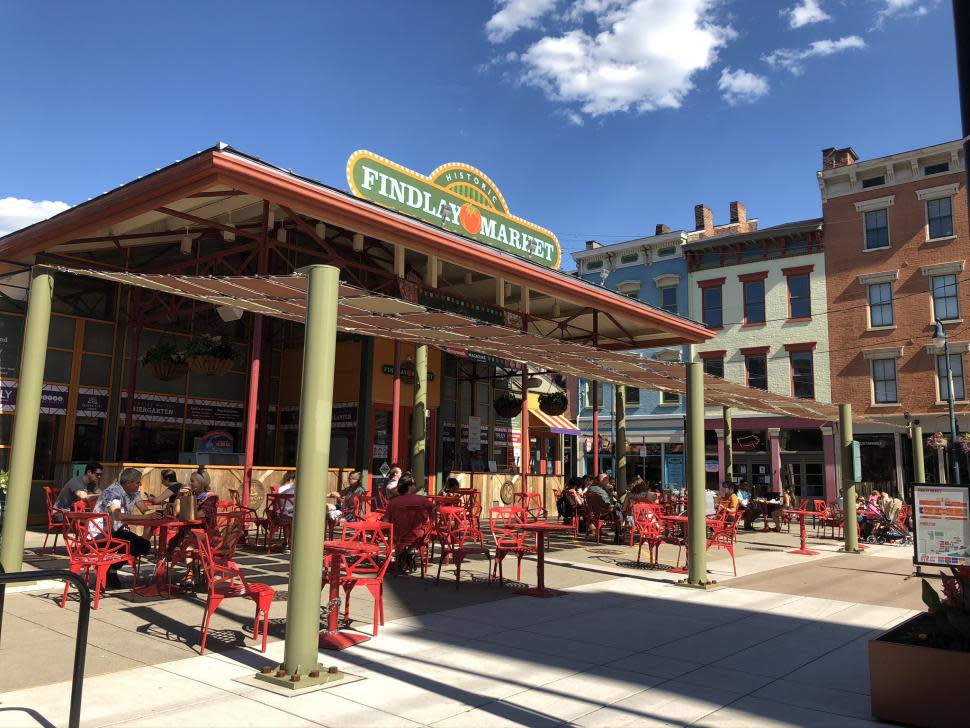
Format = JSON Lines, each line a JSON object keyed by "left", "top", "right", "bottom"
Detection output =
{"left": 33, "top": 414, "right": 61, "bottom": 480}
{"left": 72, "top": 417, "right": 105, "bottom": 463}
{"left": 732, "top": 430, "right": 767, "bottom": 453}
{"left": 780, "top": 429, "right": 823, "bottom": 452}
{"left": 856, "top": 434, "right": 896, "bottom": 486}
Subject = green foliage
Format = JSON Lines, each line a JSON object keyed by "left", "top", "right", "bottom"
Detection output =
{"left": 912, "top": 570, "right": 970, "bottom": 652}
{"left": 141, "top": 340, "right": 185, "bottom": 366}
{"left": 0, "top": 469, "right": 7, "bottom": 493}
{"left": 184, "top": 335, "right": 236, "bottom": 361}
{"left": 539, "top": 392, "right": 567, "bottom": 408}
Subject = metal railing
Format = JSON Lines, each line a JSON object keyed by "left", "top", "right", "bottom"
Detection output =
{"left": 0, "top": 564, "right": 90, "bottom": 728}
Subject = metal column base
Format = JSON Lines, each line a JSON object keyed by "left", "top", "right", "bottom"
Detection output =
{"left": 673, "top": 580, "right": 721, "bottom": 591}
{"left": 319, "top": 631, "right": 370, "bottom": 650}
{"left": 254, "top": 664, "right": 346, "bottom": 690}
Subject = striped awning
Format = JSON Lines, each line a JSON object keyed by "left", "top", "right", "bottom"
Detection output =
{"left": 529, "top": 408, "right": 581, "bottom": 436}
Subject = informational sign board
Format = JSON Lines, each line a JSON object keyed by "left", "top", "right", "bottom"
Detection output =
{"left": 664, "top": 454, "right": 685, "bottom": 487}
{"left": 851, "top": 441, "right": 862, "bottom": 482}
{"left": 705, "top": 460, "right": 719, "bottom": 473}
{"left": 913, "top": 484, "right": 970, "bottom": 566}
{"left": 467, "top": 416, "right": 482, "bottom": 452}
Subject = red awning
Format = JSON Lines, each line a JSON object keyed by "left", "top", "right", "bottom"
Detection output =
{"left": 529, "top": 408, "right": 581, "bottom": 436}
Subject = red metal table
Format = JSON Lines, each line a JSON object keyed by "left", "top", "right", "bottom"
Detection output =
{"left": 516, "top": 522, "right": 574, "bottom": 598}
{"left": 125, "top": 515, "right": 203, "bottom": 596}
{"left": 319, "top": 539, "right": 380, "bottom": 650}
{"left": 783, "top": 509, "right": 819, "bottom": 556}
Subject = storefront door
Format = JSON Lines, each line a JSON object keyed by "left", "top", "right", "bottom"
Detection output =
{"left": 781, "top": 456, "right": 825, "bottom": 499}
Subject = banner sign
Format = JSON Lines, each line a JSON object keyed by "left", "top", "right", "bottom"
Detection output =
{"left": 347, "top": 150, "right": 561, "bottom": 269}
{"left": 279, "top": 402, "right": 357, "bottom": 430}
{"left": 0, "top": 381, "right": 69, "bottom": 415}
{"left": 77, "top": 387, "right": 110, "bottom": 418}
{"left": 664, "top": 454, "right": 685, "bottom": 487}
{"left": 913, "top": 485, "right": 970, "bottom": 566}
{"left": 120, "top": 392, "right": 185, "bottom": 422}
{"left": 186, "top": 399, "right": 245, "bottom": 427}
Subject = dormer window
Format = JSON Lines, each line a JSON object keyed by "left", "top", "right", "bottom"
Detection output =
{"left": 924, "top": 162, "right": 950, "bottom": 176}
{"left": 585, "top": 259, "right": 603, "bottom": 272}
{"left": 656, "top": 246, "right": 676, "bottom": 258}
{"left": 619, "top": 252, "right": 640, "bottom": 266}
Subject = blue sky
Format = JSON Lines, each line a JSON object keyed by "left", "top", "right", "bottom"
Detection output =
{"left": 0, "top": 0, "right": 959, "bottom": 258}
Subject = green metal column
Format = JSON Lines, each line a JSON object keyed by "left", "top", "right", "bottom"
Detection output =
{"left": 282, "top": 264, "right": 340, "bottom": 675}
{"left": 685, "top": 362, "right": 709, "bottom": 585}
{"left": 722, "top": 406, "right": 733, "bottom": 485}
{"left": 355, "top": 337, "right": 374, "bottom": 503}
{"left": 411, "top": 344, "right": 428, "bottom": 490}
{"left": 0, "top": 267, "right": 53, "bottom": 572}
{"left": 912, "top": 423, "right": 925, "bottom": 484}
{"left": 839, "top": 403, "right": 859, "bottom": 554}
{"left": 615, "top": 385, "right": 627, "bottom": 494}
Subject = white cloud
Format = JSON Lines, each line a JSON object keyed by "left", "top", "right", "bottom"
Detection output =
{"left": 876, "top": 0, "right": 935, "bottom": 25}
{"left": 762, "top": 35, "right": 866, "bottom": 74}
{"left": 0, "top": 197, "right": 70, "bottom": 237}
{"left": 516, "top": 0, "right": 736, "bottom": 117}
{"left": 783, "top": 0, "right": 831, "bottom": 28}
{"left": 718, "top": 67, "right": 769, "bottom": 105}
{"left": 486, "top": 0, "right": 558, "bottom": 43}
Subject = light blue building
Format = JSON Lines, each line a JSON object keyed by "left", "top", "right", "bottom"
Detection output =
{"left": 571, "top": 226, "right": 692, "bottom": 485}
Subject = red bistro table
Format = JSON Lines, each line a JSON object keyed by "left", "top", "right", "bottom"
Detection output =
{"left": 660, "top": 514, "right": 723, "bottom": 574}
{"left": 319, "top": 539, "right": 380, "bottom": 650}
{"left": 783, "top": 509, "right": 819, "bottom": 556}
{"left": 516, "top": 522, "right": 574, "bottom": 598}
{"left": 125, "top": 515, "right": 203, "bottom": 596}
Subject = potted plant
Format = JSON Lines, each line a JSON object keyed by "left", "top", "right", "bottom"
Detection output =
{"left": 494, "top": 391, "right": 523, "bottom": 419}
{"left": 185, "top": 335, "right": 236, "bottom": 376}
{"left": 538, "top": 391, "right": 568, "bottom": 416}
{"left": 141, "top": 341, "right": 188, "bottom": 381}
{"left": 869, "top": 569, "right": 970, "bottom": 726}
{"left": 926, "top": 431, "right": 947, "bottom": 450}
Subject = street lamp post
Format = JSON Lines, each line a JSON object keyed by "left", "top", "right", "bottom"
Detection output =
{"left": 934, "top": 320, "right": 962, "bottom": 485}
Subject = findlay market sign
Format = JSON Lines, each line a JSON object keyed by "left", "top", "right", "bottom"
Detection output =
{"left": 347, "top": 151, "right": 561, "bottom": 269}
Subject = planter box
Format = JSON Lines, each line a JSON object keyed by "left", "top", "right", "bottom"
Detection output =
{"left": 870, "top": 613, "right": 970, "bottom": 727}
{"left": 187, "top": 355, "right": 233, "bottom": 377}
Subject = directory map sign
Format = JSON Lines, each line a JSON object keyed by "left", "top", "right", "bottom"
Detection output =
{"left": 913, "top": 485, "right": 970, "bottom": 566}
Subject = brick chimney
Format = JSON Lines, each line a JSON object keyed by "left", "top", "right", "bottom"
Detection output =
{"left": 729, "top": 201, "right": 746, "bottom": 226}
{"left": 821, "top": 146, "right": 858, "bottom": 170}
{"left": 694, "top": 204, "right": 713, "bottom": 236}
{"left": 585, "top": 240, "right": 601, "bottom": 250}
{"left": 655, "top": 223, "right": 670, "bottom": 235}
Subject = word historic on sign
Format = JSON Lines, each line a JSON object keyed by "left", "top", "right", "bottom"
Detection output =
{"left": 347, "top": 150, "right": 561, "bottom": 269}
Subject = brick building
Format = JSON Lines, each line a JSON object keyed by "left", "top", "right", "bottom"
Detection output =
{"left": 820, "top": 140, "right": 969, "bottom": 486}
{"left": 686, "top": 216, "right": 835, "bottom": 500}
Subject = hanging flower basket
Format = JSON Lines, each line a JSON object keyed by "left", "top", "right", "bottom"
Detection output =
{"left": 494, "top": 392, "right": 523, "bottom": 419}
{"left": 927, "top": 432, "right": 948, "bottom": 450}
{"left": 959, "top": 433, "right": 970, "bottom": 454}
{"left": 538, "top": 392, "right": 568, "bottom": 416}
{"left": 185, "top": 335, "right": 236, "bottom": 377}
{"left": 141, "top": 341, "right": 188, "bottom": 381}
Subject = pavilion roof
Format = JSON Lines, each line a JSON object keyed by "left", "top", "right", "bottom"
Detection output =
{"left": 54, "top": 267, "right": 847, "bottom": 422}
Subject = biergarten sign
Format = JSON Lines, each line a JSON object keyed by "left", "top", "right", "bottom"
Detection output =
{"left": 347, "top": 150, "right": 561, "bottom": 269}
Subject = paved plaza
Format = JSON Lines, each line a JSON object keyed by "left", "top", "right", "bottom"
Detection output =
{"left": 0, "top": 523, "right": 921, "bottom": 727}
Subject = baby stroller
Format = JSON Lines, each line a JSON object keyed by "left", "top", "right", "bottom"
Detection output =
{"left": 866, "top": 498, "right": 912, "bottom": 545}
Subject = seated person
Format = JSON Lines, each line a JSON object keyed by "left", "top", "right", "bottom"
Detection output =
{"left": 327, "top": 471, "right": 365, "bottom": 522}
{"left": 736, "top": 481, "right": 751, "bottom": 508}
{"left": 442, "top": 476, "right": 461, "bottom": 496}
{"left": 704, "top": 487, "right": 718, "bottom": 517}
{"left": 174, "top": 470, "right": 218, "bottom": 525}
{"left": 278, "top": 472, "right": 297, "bottom": 516}
{"left": 557, "top": 477, "right": 583, "bottom": 525}
{"left": 645, "top": 483, "right": 662, "bottom": 505}
{"left": 719, "top": 485, "right": 740, "bottom": 521}
{"left": 92, "top": 467, "right": 156, "bottom": 588}
{"left": 587, "top": 474, "right": 623, "bottom": 543}
{"left": 148, "top": 468, "right": 181, "bottom": 508}
{"left": 384, "top": 466, "right": 403, "bottom": 500}
{"left": 53, "top": 462, "right": 103, "bottom": 520}
{"left": 383, "top": 475, "right": 432, "bottom": 572}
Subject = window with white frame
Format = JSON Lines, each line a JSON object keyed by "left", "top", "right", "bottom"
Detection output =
{"left": 581, "top": 380, "right": 604, "bottom": 409}
{"left": 932, "top": 274, "right": 960, "bottom": 321}
{"left": 864, "top": 209, "right": 890, "bottom": 250}
{"left": 625, "top": 387, "right": 640, "bottom": 407}
{"left": 585, "top": 259, "right": 603, "bottom": 272}
{"left": 871, "top": 358, "right": 898, "bottom": 403}
{"left": 868, "top": 282, "right": 894, "bottom": 327}
{"left": 618, "top": 252, "right": 641, "bottom": 267}
{"left": 937, "top": 353, "right": 966, "bottom": 401}
{"left": 661, "top": 389, "right": 679, "bottom": 405}
{"left": 656, "top": 246, "right": 676, "bottom": 258}
{"left": 659, "top": 285, "right": 677, "bottom": 314}
{"left": 617, "top": 281, "right": 641, "bottom": 299}
{"left": 927, "top": 197, "right": 954, "bottom": 239}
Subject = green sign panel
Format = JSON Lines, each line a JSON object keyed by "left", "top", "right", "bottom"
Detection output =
{"left": 347, "top": 150, "right": 561, "bottom": 269}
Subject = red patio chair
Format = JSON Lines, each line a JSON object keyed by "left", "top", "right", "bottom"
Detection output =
{"left": 42, "top": 486, "right": 64, "bottom": 553}
{"left": 706, "top": 515, "right": 740, "bottom": 576}
{"left": 585, "top": 490, "right": 620, "bottom": 543}
{"left": 488, "top": 506, "right": 535, "bottom": 584}
{"left": 191, "top": 528, "right": 272, "bottom": 655}
{"left": 387, "top": 503, "right": 434, "bottom": 576}
{"left": 326, "top": 494, "right": 366, "bottom": 541}
{"left": 60, "top": 514, "right": 137, "bottom": 609}
{"left": 263, "top": 493, "right": 294, "bottom": 553}
{"left": 332, "top": 520, "right": 393, "bottom": 636}
{"left": 631, "top": 503, "right": 664, "bottom": 566}
{"left": 434, "top": 507, "right": 492, "bottom": 590}
{"left": 512, "top": 492, "right": 547, "bottom": 522}
{"left": 819, "top": 503, "right": 843, "bottom": 539}
{"left": 228, "top": 487, "right": 265, "bottom": 545}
